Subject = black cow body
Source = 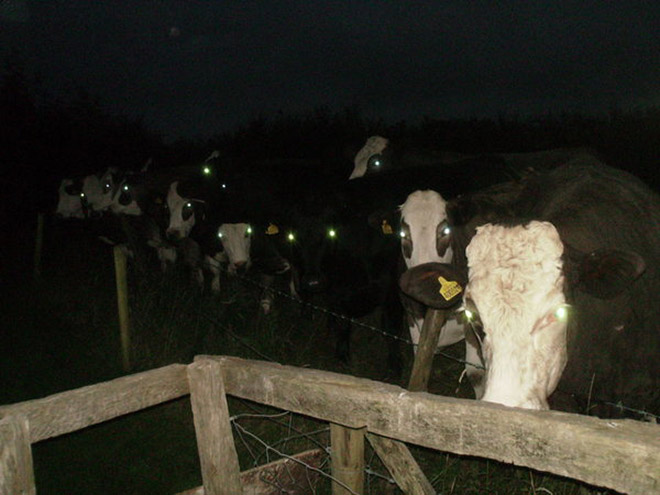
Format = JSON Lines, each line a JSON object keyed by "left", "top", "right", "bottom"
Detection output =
{"left": 402, "top": 160, "right": 660, "bottom": 416}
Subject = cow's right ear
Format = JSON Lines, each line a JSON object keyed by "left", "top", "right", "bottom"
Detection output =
{"left": 569, "top": 248, "right": 646, "bottom": 299}
{"left": 399, "top": 262, "right": 467, "bottom": 309}
{"left": 367, "top": 208, "right": 400, "bottom": 235}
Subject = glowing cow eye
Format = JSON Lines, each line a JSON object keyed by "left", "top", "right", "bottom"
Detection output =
{"left": 217, "top": 231, "right": 223, "bottom": 238}
{"left": 442, "top": 226, "right": 451, "bottom": 235}
{"left": 399, "top": 230, "right": 406, "bottom": 238}
{"left": 554, "top": 305, "right": 569, "bottom": 322}
{"left": 103, "top": 182, "right": 112, "bottom": 192}
{"left": 368, "top": 154, "right": 383, "bottom": 169}
{"left": 327, "top": 228, "right": 337, "bottom": 239}
{"left": 287, "top": 232, "right": 296, "bottom": 242}
{"left": 464, "top": 309, "right": 474, "bottom": 321}
{"left": 221, "top": 183, "right": 227, "bottom": 189}
{"left": 202, "top": 166, "right": 211, "bottom": 175}
{"left": 246, "top": 226, "right": 252, "bottom": 235}
{"left": 123, "top": 184, "right": 129, "bottom": 192}
{"left": 79, "top": 192, "right": 86, "bottom": 198}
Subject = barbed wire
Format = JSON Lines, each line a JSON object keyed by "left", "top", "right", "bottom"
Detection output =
{"left": 205, "top": 257, "right": 486, "bottom": 371}
{"left": 203, "top": 259, "right": 659, "bottom": 422}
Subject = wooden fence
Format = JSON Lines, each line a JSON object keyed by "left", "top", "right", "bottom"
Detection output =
{"left": 1, "top": 355, "right": 659, "bottom": 495}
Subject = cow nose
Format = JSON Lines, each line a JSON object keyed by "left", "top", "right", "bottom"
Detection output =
{"left": 301, "top": 273, "right": 327, "bottom": 293}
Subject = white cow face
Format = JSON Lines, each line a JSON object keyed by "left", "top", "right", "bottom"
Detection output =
{"left": 217, "top": 223, "right": 252, "bottom": 273}
{"left": 465, "top": 221, "right": 569, "bottom": 410}
{"left": 166, "top": 181, "right": 203, "bottom": 240}
{"left": 111, "top": 179, "right": 142, "bottom": 216}
{"left": 399, "top": 190, "right": 452, "bottom": 269}
{"left": 349, "top": 136, "right": 389, "bottom": 180}
{"left": 56, "top": 178, "right": 86, "bottom": 218}
{"left": 82, "top": 167, "right": 117, "bottom": 212}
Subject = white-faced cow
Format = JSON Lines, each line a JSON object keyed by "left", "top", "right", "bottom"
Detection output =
{"left": 398, "top": 190, "right": 485, "bottom": 395}
{"left": 401, "top": 161, "right": 660, "bottom": 415}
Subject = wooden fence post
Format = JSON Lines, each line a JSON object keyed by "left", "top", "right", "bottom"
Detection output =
{"left": 0, "top": 415, "right": 36, "bottom": 495}
{"left": 330, "top": 423, "right": 365, "bottom": 495}
{"left": 113, "top": 246, "right": 131, "bottom": 372}
{"left": 408, "top": 308, "right": 446, "bottom": 392}
{"left": 365, "top": 308, "right": 444, "bottom": 495}
{"left": 188, "top": 358, "right": 243, "bottom": 495}
{"left": 33, "top": 213, "right": 44, "bottom": 280}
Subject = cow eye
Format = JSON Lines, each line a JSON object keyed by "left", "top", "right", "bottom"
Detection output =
{"left": 122, "top": 184, "right": 130, "bottom": 192}
{"left": 438, "top": 221, "right": 451, "bottom": 237}
{"left": 461, "top": 299, "right": 483, "bottom": 326}
{"left": 217, "top": 231, "right": 224, "bottom": 239}
{"left": 246, "top": 225, "right": 253, "bottom": 236}
{"left": 287, "top": 232, "right": 296, "bottom": 242}
{"left": 554, "top": 304, "right": 569, "bottom": 322}
{"left": 327, "top": 228, "right": 337, "bottom": 239}
{"left": 367, "top": 154, "right": 383, "bottom": 170}
{"left": 182, "top": 202, "right": 194, "bottom": 221}
{"left": 202, "top": 166, "right": 212, "bottom": 176}
{"left": 103, "top": 182, "right": 112, "bottom": 193}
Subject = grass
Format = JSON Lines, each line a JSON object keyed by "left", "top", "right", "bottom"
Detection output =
{"left": 0, "top": 217, "right": 623, "bottom": 494}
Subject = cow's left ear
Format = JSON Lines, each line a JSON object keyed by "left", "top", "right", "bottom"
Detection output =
{"left": 572, "top": 248, "right": 646, "bottom": 299}
{"left": 368, "top": 208, "right": 399, "bottom": 235}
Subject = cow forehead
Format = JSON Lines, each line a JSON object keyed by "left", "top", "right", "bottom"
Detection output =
{"left": 167, "top": 181, "right": 185, "bottom": 206}
{"left": 466, "top": 221, "right": 565, "bottom": 324}
{"left": 400, "top": 190, "right": 447, "bottom": 226}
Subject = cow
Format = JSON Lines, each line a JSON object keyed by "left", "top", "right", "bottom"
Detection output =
{"left": 350, "top": 135, "right": 469, "bottom": 180}
{"left": 400, "top": 161, "right": 660, "bottom": 415}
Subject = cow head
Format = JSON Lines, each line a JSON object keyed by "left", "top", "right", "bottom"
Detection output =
{"left": 166, "top": 181, "right": 206, "bottom": 240}
{"left": 349, "top": 136, "right": 390, "bottom": 180}
{"left": 399, "top": 190, "right": 452, "bottom": 269}
{"left": 82, "top": 167, "right": 119, "bottom": 213}
{"left": 56, "top": 178, "right": 86, "bottom": 218}
{"left": 464, "top": 221, "right": 646, "bottom": 410}
{"left": 216, "top": 223, "right": 252, "bottom": 274}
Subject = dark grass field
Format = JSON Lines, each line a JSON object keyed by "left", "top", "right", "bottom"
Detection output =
{"left": 0, "top": 214, "right": 621, "bottom": 494}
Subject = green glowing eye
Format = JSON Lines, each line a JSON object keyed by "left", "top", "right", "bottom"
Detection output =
{"left": 464, "top": 309, "right": 474, "bottom": 321}
{"left": 246, "top": 226, "right": 252, "bottom": 235}
{"left": 217, "top": 231, "right": 223, "bottom": 238}
{"left": 185, "top": 202, "right": 192, "bottom": 208}
{"left": 442, "top": 227, "right": 451, "bottom": 235}
{"left": 80, "top": 192, "right": 85, "bottom": 198}
{"left": 328, "top": 229, "right": 336, "bottom": 238}
{"left": 554, "top": 306, "right": 568, "bottom": 321}
{"left": 123, "top": 185, "right": 129, "bottom": 191}
{"left": 399, "top": 230, "right": 406, "bottom": 238}
{"left": 202, "top": 166, "right": 211, "bottom": 175}
{"left": 287, "top": 232, "right": 295, "bottom": 242}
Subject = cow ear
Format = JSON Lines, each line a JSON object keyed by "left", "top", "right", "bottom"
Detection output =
{"left": 399, "top": 262, "right": 467, "bottom": 309}
{"left": 574, "top": 249, "right": 646, "bottom": 299}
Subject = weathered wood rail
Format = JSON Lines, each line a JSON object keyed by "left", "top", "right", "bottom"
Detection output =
{"left": 1, "top": 355, "right": 659, "bottom": 495}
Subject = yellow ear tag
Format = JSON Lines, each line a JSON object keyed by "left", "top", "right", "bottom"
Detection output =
{"left": 266, "top": 223, "right": 279, "bottom": 235}
{"left": 381, "top": 220, "right": 393, "bottom": 235}
{"left": 438, "top": 276, "right": 462, "bottom": 301}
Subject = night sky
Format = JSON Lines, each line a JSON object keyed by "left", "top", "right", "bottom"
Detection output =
{"left": 1, "top": 1, "right": 659, "bottom": 141}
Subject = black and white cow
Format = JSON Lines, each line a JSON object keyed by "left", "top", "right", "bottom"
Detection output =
{"left": 55, "top": 167, "right": 120, "bottom": 218}
{"left": 350, "top": 135, "right": 470, "bottom": 180}
{"left": 401, "top": 161, "right": 660, "bottom": 415}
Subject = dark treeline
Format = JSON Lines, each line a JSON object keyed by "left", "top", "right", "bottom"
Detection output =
{"left": 2, "top": 57, "right": 659, "bottom": 222}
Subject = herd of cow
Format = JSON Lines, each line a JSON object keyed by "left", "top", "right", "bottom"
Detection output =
{"left": 54, "top": 136, "right": 660, "bottom": 418}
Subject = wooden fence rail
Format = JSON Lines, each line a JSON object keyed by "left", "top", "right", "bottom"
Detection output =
{"left": 1, "top": 356, "right": 659, "bottom": 495}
